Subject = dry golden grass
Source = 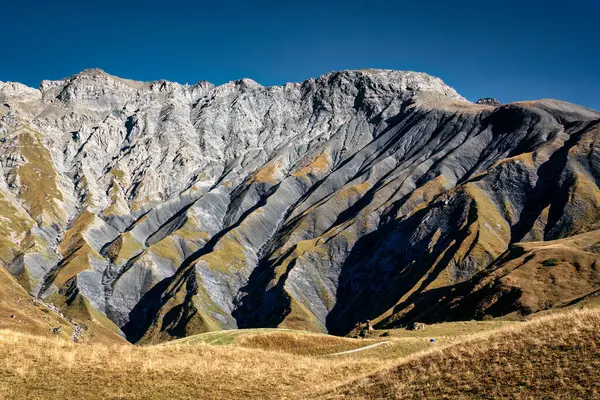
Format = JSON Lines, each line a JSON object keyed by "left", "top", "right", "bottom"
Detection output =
{"left": 0, "top": 329, "right": 389, "bottom": 400}
{"left": 171, "top": 328, "right": 387, "bottom": 356}
{"left": 0, "top": 267, "right": 75, "bottom": 340}
{"left": 237, "top": 331, "right": 377, "bottom": 355}
{"left": 461, "top": 229, "right": 600, "bottom": 318}
{"left": 0, "top": 262, "right": 126, "bottom": 347}
{"left": 325, "top": 308, "right": 600, "bottom": 399}
{"left": 378, "top": 319, "right": 514, "bottom": 339}
{"left": 0, "top": 308, "right": 598, "bottom": 399}
{"left": 15, "top": 127, "right": 66, "bottom": 226}
{"left": 292, "top": 152, "right": 330, "bottom": 177}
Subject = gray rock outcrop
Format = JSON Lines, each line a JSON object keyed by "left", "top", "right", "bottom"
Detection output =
{"left": 0, "top": 68, "right": 598, "bottom": 342}
{"left": 476, "top": 98, "right": 502, "bottom": 106}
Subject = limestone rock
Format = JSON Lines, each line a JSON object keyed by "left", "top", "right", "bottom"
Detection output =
{"left": 0, "top": 68, "right": 598, "bottom": 342}
{"left": 476, "top": 97, "right": 502, "bottom": 106}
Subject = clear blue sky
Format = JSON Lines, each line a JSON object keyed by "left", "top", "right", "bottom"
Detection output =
{"left": 1, "top": 0, "right": 598, "bottom": 110}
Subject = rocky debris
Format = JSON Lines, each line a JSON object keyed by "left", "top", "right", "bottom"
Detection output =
{"left": 410, "top": 322, "right": 426, "bottom": 331}
{"left": 30, "top": 298, "right": 42, "bottom": 306}
{"left": 0, "top": 69, "right": 599, "bottom": 343}
{"left": 71, "top": 324, "right": 83, "bottom": 342}
{"left": 30, "top": 298, "right": 84, "bottom": 342}
{"left": 476, "top": 97, "right": 502, "bottom": 105}
{"left": 349, "top": 320, "right": 375, "bottom": 338}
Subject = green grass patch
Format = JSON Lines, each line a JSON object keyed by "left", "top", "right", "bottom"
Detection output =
{"left": 541, "top": 258, "right": 560, "bottom": 267}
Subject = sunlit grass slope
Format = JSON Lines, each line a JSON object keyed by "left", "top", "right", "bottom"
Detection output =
{"left": 326, "top": 309, "right": 600, "bottom": 399}
{"left": 0, "top": 307, "right": 598, "bottom": 399}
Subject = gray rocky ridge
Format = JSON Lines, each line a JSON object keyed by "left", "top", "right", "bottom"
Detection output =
{"left": 0, "top": 68, "right": 599, "bottom": 342}
{"left": 476, "top": 98, "right": 502, "bottom": 106}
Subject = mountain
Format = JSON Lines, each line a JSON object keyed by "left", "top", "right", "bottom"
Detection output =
{"left": 0, "top": 68, "right": 599, "bottom": 343}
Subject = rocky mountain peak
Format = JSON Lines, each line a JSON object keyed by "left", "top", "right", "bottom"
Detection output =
{"left": 0, "top": 68, "right": 598, "bottom": 344}
{"left": 31, "top": 68, "right": 467, "bottom": 111}
{"left": 69, "top": 67, "right": 114, "bottom": 79}
{"left": 232, "top": 78, "right": 263, "bottom": 89}
{"left": 316, "top": 69, "right": 467, "bottom": 101}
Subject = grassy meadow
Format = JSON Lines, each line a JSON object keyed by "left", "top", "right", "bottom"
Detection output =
{"left": 0, "top": 307, "right": 599, "bottom": 399}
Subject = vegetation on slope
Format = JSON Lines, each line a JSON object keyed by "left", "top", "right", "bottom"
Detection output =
{"left": 326, "top": 309, "right": 600, "bottom": 399}
{"left": 0, "top": 267, "right": 71, "bottom": 339}
{"left": 166, "top": 328, "right": 385, "bottom": 356}
{"left": 0, "top": 306, "right": 598, "bottom": 399}
{"left": 380, "top": 229, "right": 600, "bottom": 327}
{"left": 15, "top": 127, "right": 66, "bottom": 226}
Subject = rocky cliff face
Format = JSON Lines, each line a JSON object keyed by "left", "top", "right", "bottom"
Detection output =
{"left": 0, "top": 68, "right": 599, "bottom": 342}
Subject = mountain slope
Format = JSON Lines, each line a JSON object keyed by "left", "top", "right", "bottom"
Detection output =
{"left": 325, "top": 309, "right": 600, "bottom": 399}
{"left": 0, "top": 69, "right": 599, "bottom": 342}
{"left": 1, "top": 307, "right": 598, "bottom": 399}
{"left": 379, "top": 229, "right": 600, "bottom": 327}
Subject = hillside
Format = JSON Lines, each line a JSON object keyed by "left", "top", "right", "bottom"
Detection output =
{"left": 375, "top": 229, "right": 600, "bottom": 328}
{"left": 0, "top": 262, "right": 124, "bottom": 345}
{"left": 326, "top": 309, "right": 600, "bottom": 399}
{"left": 0, "top": 307, "right": 597, "bottom": 399}
{"left": 0, "top": 69, "right": 599, "bottom": 342}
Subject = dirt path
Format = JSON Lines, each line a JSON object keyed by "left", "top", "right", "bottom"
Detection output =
{"left": 327, "top": 341, "right": 391, "bottom": 356}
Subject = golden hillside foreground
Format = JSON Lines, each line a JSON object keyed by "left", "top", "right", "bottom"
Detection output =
{"left": 0, "top": 308, "right": 598, "bottom": 399}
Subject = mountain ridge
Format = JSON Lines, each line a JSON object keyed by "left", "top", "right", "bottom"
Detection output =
{"left": 0, "top": 68, "right": 598, "bottom": 343}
